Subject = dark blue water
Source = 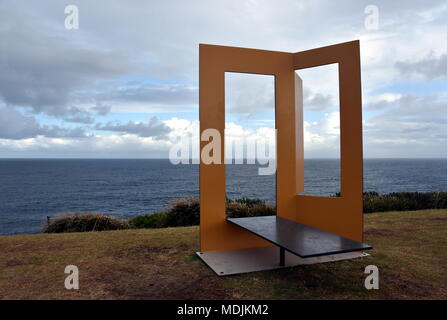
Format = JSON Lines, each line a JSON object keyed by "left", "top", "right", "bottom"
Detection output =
{"left": 0, "top": 159, "right": 446, "bottom": 235}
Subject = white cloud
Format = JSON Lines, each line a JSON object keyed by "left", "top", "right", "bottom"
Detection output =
{"left": 303, "top": 112, "right": 340, "bottom": 157}
{"left": 0, "top": 134, "right": 170, "bottom": 158}
{"left": 364, "top": 93, "right": 402, "bottom": 111}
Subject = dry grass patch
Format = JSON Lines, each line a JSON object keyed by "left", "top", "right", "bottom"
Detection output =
{"left": 1, "top": 209, "right": 446, "bottom": 299}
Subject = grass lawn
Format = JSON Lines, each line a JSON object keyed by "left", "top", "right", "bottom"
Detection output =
{"left": 0, "top": 209, "right": 446, "bottom": 300}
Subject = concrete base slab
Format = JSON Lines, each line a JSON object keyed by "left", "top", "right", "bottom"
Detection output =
{"left": 196, "top": 246, "right": 369, "bottom": 276}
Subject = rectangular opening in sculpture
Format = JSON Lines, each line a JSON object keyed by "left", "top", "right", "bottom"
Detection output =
{"left": 295, "top": 63, "right": 341, "bottom": 197}
{"left": 224, "top": 72, "right": 276, "bottom": 209}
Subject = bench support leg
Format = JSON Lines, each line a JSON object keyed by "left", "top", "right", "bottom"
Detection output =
{"left": 279, "top": 247, "right": 285, "bottom": 266}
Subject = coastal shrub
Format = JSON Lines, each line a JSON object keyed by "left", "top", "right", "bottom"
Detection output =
{"left": 43, "top": 192, "right": 447, "bottom": 233}
{"left": 127, "top": 197, "right": 276, "bottom": 229}
{"left": 226, "top": 198, "right": 276, "bottom": 218}
{"left": 43, "top": 212, "right": 130, "bottom": 233}
{"left": 363, "top": 192, "right": 447, "bottom": 213}
{"left": 163, "top": 198, "right": 200, "bottom": 227}
{"left": 230, "top": 197, "right": 266, "bottom": 207}
{"left": 129, "top": 212, "right": 167, "bottom": 228}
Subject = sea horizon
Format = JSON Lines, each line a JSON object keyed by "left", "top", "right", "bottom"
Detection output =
{"left": 1, "top": 158, "right": 446, "bottom": 235}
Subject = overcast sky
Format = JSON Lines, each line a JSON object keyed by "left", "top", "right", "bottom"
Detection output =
{"left": 0, "top": 0, "right": 446, "bottom": 158}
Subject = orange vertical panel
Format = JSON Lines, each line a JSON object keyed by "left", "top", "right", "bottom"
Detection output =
{"left": 293, "top": 40, "right": 363, "bottom": 242}
{"left": 199, "top": 44, "right": 297, "bottom": 252}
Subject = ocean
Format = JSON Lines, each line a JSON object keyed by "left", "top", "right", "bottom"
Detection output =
{"left": 0, "top": 158, "right": 446, "bottom": 235}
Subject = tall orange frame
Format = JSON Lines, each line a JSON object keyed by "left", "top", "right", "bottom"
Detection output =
{"left": 199, "top": 40, "right": 363, "bottom": 253}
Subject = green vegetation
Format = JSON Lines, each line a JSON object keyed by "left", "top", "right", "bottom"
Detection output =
{"left": 45, "top": 197, "right": 274, "bottom": 232}
{"left": 119, "top": 198, "right": 274, "bottom": 229}
{"left": 163, "top": 198, "right": 200, "bottom": 227}
{"left": 126, "top": 198, "right": 200, "bottom": 229}
{"left": 226, "top": 198, "right": 276, "bottom": 218}
{"left": 43, "top": 213, "right": 130, "bottom": 233}
{"left": 43, "top": 192, "right": 447, "bottom": 233}
{"left": 363, "top": 191, "right": 447, "bottom": 213}
{"left": 2, "top": 209, "right": 446, "bottom": 299}
{"left": 128, "top": 212, "right": 167, "bottom": 228}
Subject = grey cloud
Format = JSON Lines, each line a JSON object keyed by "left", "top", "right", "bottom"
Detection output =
{"left": 62, "top": 106, "right": 96, "bottom": 124}
{"left": 303, "top": 90, "right": 334, "bottom": 111}
{"left": 363, "top": 94, "right": 447, "bottom": 157}
{"left": 100, "top": 83, "right": 198, "bottom": 106}
{"left": 95, "top": 117, "right": 171, "bottom": 139}
{"left": 2, "top": 0, "right": 445, "bottom": 117}
{"left": 0, "top": 107, "right": 43, "bottom": 140}
{"left": 41, "top": 127, "right": 91, "bottom": 139}
{"left": 0, "top": 4, "right": 131, "bottom": 117}
{"left": 63, "top": 114, "right": 95, "bottom": 125}
{"left": 395, "top": 53, "right": 447, "bottom": 79}
{"left": 92, "top": 103, "right": 112, "bottom": 116}
{"left": 226, "top": 74, "right": 335, "bottom": 114}
{"left": 365, "top": 99, "right": 395, "bottom": 111}
{"left": 366, "top": 94, "right": 447, "bottom": 122}
{"left": 396, "top": 94, "right": 447, "bottom": 121}
{"left": 225, "top": 73, "right": 275, "bottom": 116}
{"left": 63, "top": 103, "right": 111, "bottom": 124}
{"left": 0, "top": 107, "right": 90, "bottom": 139}
{"left": 1, "top": 0, "right": 447, "bottom": 158}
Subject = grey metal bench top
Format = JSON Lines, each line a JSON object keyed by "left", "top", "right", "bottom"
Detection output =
{"left": 227, "top": 216, "right": 372, "bottom": 262}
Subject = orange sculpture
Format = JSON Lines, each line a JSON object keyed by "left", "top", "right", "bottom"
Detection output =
{"left": 199, "top": 41, "right": 364, "bottom": 255}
